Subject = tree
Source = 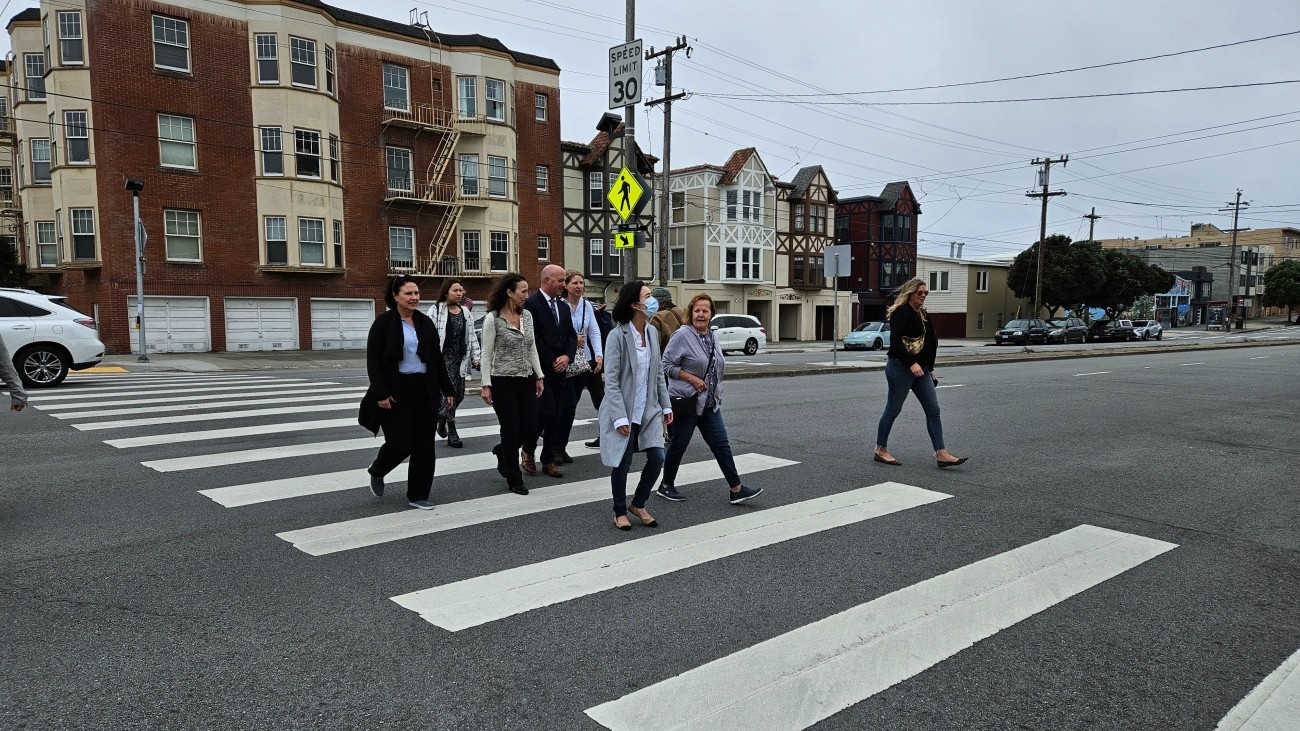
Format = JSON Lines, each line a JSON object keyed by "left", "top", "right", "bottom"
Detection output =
{"left": 1007, "top": 234, "right": 1075, "bottom": 316}
{"left": 1086, "top": 249, "right": 1175, "bottom": 320}
{"left": 1261, "top": 259, "right": 1300, "bottom": 322}
{"left": 0, "top": 237, "right": 31, "bottom": 288}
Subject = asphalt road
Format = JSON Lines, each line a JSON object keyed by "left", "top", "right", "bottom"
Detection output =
{"left": 2, "top": 344, "right": 1298, "bottom": 730}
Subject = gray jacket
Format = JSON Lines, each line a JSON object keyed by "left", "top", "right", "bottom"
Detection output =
{"left": 598, "top": 323, "right": 671, "bottom": 467}
{"left": 0, "top": 335, "right": 29, "bottom": 407}
{"left": 661, "top": 325, "right": 725, "bottom": 416}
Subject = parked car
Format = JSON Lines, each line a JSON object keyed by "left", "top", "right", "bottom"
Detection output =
{"left": 710, "top": 314, "right": 766, "bottom": 355}
{"left": 1087, "top": 319, "right": 1137, "bottom": 342}
{"left": 993, "top": 318, "right": 1051, "bottom": 345}
{"left": 1046, "top": 317, "right": 1088, "bottom": 344}
{"left": 843, "top": 321, "right": 890, "bottom": 350}
{"left": 0, "top": 287, "right": 105, "bottom": 387}
{"left": 1130, "top": 319, "right": 1163, "bottom": 340}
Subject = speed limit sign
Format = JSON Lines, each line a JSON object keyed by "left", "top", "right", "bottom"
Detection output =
{"left": 608, "top": 39, "right": 643, "bottom": 109}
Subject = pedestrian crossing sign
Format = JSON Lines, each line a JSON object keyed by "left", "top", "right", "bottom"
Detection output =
{"left": 607, "top": 166, "right": 648, "bottom": 222}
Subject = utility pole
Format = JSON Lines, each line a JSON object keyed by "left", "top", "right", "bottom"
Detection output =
{"left": 621, "top": 0, "right": 635, "bottom": 285}
{"left": 1025, "top": 156, "right": 1068, "bottom": 317}
{"left": 645, "top": 35, "right": 690, "bottom": 287}
{"left": 1084, "top": 207, "right": 1101, "bottom": 241}
{"left": 1219, "top": 190, "right": 1251, "bottom": 329}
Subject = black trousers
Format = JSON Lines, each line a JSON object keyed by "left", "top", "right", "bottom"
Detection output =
{"left": 526, "top": 374, "right": 575, "bottom": 464}
{"left": 573, "top": 370, "right": 604, "bottom": 411}
{"left": 490, "top": 376, "right": 538, "bottom": 488}
{"left": 370, "top": 373, "right": 439, "bottom": 501}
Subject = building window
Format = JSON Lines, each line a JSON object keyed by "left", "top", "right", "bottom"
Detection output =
{"left": 152, "top": 15, "right": 190, "bottom": 72}
{"left": 25, "top": 54, "right": 46, "bottom": 101}
{"left": 457, "top": 77, "right": 476, "bottom": 119}
{"left": 881, "top": 214, "right": 912, "bottom": 242}
{"left": 389, "top": 226, "right": 414, "bottom": 269}
{"left": 794, "top": 203, "right": 805, "bottom": 232}
{"left": 55, "top": 210, "right": 63, "bottom": 259}
{"left": 459, "top": 154, "right": 479, "bottom": 196}
{"left": 535, "top": 164, "right": 549, "bottom": 193}
{"left": 164, "top": 209, "right": 201, "bottom": 261}
{"left": 332, "top": 220, "right": 344, "bottom": 267}
{"left": 324, "top": 46, "right": 335, "bottom": 95}
{"left": 588, "top": 172, "right": 604, "bottom": 209}
{"left": 328, "top": 134, "right": 340, "bottom": 183}
{"left": 835, "top": 215, "right": 849, "bottom": 243}
{"left": 671, "top": 191, "right": 685, "bottom": 223}
{"left": 976, "top": 312, "right": 985, "bottom": 331}
{"left": 64, "top": 111, "right": 89, "bottom": 164}
{"left": 31, "top": 139, "right": 51, "bottom": 184}
{"left": 0, "top": 167, "right": 12, "bottom": 205}
{"left": 289, "top": 37, "right": 317, "bottom": 88}
{"left": 485, "top": 78, "right": 506, "bottom": 122}
{"left": 726, "top": 190, "right": 737, "bottom": 221}
{"left": 607, "top": 242, "right": 622, "bottom": 276}
{"left": 742, "top": 190, "right": 762, "bottom": 222}
{"left": 0, "top": 99, "right": 8, "bottom": 130}
{"left": 255, "top": 34, "right": 278, "bottom": 84}
{"left": 260, "top": 126, "right": 283, "bottom": 175}
{"left": 158, "top": 114, "right": 196, "bottom": 169}
{"left": 299, "top": 217, "right": 325, "bottom": 266}
{"left": 742, "top": 247, "right": 760, "bottom": 279}
{"left": 461, "top": 231, "right": 480, "bottom": 271}
{"left": 670, "top": 248, "right": 685, "bottom": 279}
{"left": 811, "top": 204, "right": 826, "bottom": 234}
{"left": 792, "top": 255, "right": 804, "bottom": 286}
{"left": 808, "top": 255, "right": 824, "bottom": 284}
{"left": 881, "top": 261, "right": 908, "bottom": 290}
{"left": 58, "top": 11, "right": 83, "bottom": 66}
{"left": 487, "top": 155, "right": 507, "bottom": 197}
{"left": 264, "top": 216, "right": 287, "bottom": 265}
{"left": 35, "top": 222, "right": 56, "bottom": 266}
{"left": 537, "top": 234, "right": 549, "bottom": 261}
{"left": 294, "top": 129, "right": 320, "bottom": 178}
{"left": 589, "top": 238, "right": 603, "bottom": 276}
{"left": 489, "top": 231, "right": 508, "bottom": 271}
{"left": 386, "top": 146, "right": 413, "bottom": 192}
{"left": 70, "top": 208, "right": 95, "bottom": 260}
{"left": 928, "top": 271, "right": 949, "bottom": 292}
{"left": 535, "top": 93, "right": 547, "bottom": 121}
{"left": 383, "top": 63, "right": 409, "bottom": 111}
{"left": 975, "top": 270, "right": 989, "bottom": 292}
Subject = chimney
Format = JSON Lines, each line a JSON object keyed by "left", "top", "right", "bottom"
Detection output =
{"left": 956, "top": 242, "right": 964, "bottom": 259}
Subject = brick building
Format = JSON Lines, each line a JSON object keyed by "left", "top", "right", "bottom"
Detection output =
{"left": 6, "top": 0, "right": 561, "bottom": 354}
{"left": 834, "top": 182, "right": 921, "bottom": 325}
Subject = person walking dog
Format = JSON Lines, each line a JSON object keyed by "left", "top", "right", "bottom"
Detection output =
{"left": 873, "top": 277, "right": 968, "bottom": 469}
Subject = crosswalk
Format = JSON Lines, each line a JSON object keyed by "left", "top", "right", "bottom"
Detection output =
{"left": 30, "top": 370, "right": 1298, "bottom": 729}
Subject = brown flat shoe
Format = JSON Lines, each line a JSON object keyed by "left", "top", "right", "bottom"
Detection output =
{"left": 937, "top": 456, "right": 969, "bottom": 469}
{"left": 542, "top": 462, "right": 564, "bottom": 478}
{"left": 873, "top": 453, "right": 902, "bottom": 466}
{"left": 520, "top": 451, "right": 537, "bottom": 476}
{"left": 613, "top": 515, "right": 632, "bottom": 531}
{"left": 628, "top": 506, "right": 658, "bottom": 527}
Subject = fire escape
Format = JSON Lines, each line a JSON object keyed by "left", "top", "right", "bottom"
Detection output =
{"left": 382, "top": 100, "right": 462, "bottom": 275}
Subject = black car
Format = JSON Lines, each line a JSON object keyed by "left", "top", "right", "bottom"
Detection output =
{"left": 1046, "top": 317, "right": 1088, "bottom": 344}
{"left": 993, "top": 318, "right": 1051, "bottom": 345}
{"left": 1087, "top": 320, "right": 1136, "bottom": 342}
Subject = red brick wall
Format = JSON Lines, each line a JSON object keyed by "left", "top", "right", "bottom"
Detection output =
{"left": 514, "top": 80, "right": 562, "bottom": 286}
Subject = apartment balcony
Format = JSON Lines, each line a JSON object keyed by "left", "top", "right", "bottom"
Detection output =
{"left": 453, "top": 111, "right": 513, "bottom": 137}
{"left": 381, "top": 103, "right": 455, "bottom": 133}
{"left": 388, "top": 254, "right": 513, "bottom": 278}
{"left": 384, "top": 179, "right": 496, "bottom": 208}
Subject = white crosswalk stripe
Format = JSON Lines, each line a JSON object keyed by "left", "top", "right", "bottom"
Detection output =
{"left": 1216, "top": 648, "right": 1300, "bottom": 730}
{"left": 50, "top": 389, "right": 364, "bottom": 418}
{"left": 32, "top": 384, "right": 350, "bottom": 410}
{"left": 27, "top": 378, "right": 312, "bottom": 401}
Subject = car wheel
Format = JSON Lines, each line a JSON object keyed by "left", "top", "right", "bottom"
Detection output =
{"left": 743, "top": 338, "right": 759, "bottom": 356}
{"left": 871, "top": 338, "right": 883, "bottom": 351}
{"left": 1156, "top": 331, "right": 1162, "bottom": 340}
{"left": 17, "top": 345, "right": 70, "bottom": 388}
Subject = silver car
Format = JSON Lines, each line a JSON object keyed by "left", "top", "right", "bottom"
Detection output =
{"left": 1130, "top": 319, "right": 1164, "bottom": 340}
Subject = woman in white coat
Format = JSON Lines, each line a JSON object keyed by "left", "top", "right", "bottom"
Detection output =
{"left": 598, "top": 280, "right": 673, "bottom": 531}
{"left": 426, "top": 279, "right": 481, "bottom": 448}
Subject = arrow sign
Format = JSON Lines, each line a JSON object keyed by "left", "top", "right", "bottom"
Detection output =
{"left": 613, "top": 230, "right": 638, "bottom": 250}
{"left": 607, "top": 166, "right": 648, "bottom": 223}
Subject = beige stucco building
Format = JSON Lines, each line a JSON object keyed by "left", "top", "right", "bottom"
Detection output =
{"left": 915, "top": 254, "right": 1030, "bottom": 339}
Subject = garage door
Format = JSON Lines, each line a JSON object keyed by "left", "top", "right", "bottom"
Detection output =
{"left": 224, "top": 297, "right": 298, "bottom": 352}
{"left": 127, "top": 296, "right": 211, "bottom": 354}
{"left": 310, "top": 299, "right": 375, "bottom": 350}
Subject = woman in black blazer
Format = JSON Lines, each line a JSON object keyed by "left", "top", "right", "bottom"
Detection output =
{"left": 873, "top": 277, "right": 968, "bottom": 469}
{"left": 365, "top": 275, "right": 456, "bottom": 509}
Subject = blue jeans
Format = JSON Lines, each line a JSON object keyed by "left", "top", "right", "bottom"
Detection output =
{"left": 662, "top": 406, "right": 741, "bottom": 489}
{"left": 611, "top": 423, "right": 664, "bottom": 515}
{"left": 875, "top": 358, "right": 945, "bottom": 452}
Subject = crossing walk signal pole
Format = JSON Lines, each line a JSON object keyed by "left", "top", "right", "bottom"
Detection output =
{"left": 1026, "top": 156, "right": 1067, "bottom": 317}
{"left": 646, "top": 36, "right": 691, "bottom": 287}
{"left": 621, "top": 0, "right": 636, "bottom": 285}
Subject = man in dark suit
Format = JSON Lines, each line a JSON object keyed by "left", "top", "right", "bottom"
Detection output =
{"left": 523, "top": 264, "right": 578, "bottom": 477}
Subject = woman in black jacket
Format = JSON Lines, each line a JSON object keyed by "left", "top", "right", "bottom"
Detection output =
{"left": 873, "top": 277, "right": 968, "bottom": 469}
{"left": 365, "top": 275, "right": 456, "bottom": 509}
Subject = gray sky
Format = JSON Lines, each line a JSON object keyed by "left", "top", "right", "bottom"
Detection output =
{"left": 13, "top": 0, "right": 1300, "bottom": 259}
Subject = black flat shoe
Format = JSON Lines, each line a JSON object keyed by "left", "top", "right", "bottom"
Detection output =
{"left": 937, "top": 456, "right": 969, "bottom": 469}
{"left": 873, "top": 453, "right": 902, "bottom": 466}
{"left": 508, "top": 484, "right": 529, "bottom": 496}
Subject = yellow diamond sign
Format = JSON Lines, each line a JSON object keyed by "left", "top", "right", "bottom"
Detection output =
{"left": 607, "top": 166, "right": 647, "bottom": 222}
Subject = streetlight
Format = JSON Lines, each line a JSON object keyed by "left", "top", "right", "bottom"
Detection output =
{"left": 125, "top": 178, "right": 149, "bottom": 362}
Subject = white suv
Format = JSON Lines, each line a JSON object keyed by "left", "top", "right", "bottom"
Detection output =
{"left": 0, "top": 288, "right": 105, "bottom": 387}
{"left": 710, "top": 314, "right": 767, "bottom": 355}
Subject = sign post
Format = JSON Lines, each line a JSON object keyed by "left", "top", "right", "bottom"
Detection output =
{"left": 608, "top": 39, "right": 643, "bottom": 110}
{"left": 826, "top": 245, "right": 853, "bottom": 365}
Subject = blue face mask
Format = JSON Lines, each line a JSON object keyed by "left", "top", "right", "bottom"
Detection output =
{"left": 642, "top": 296, "right": 660, "bottom": 317}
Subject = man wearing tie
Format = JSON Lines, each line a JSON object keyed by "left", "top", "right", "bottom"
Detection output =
{"left": 522, "top": 264, "right": 578, "bottom": 477}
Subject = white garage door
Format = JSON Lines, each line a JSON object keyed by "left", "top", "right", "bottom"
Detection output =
{"left": 224, "top": 298, "right": 298, "bottom": 352}
{"left": 310, "top": 299, "right": 375, "bottom": 350}
{"left": 127, "top": 296, "right": 211, "bottom": 354}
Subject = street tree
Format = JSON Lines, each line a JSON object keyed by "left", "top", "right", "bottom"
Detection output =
{"left": 0, "top": 237, "right": 31, "bottom": 288}
{"left": 1261, "top": 259, "right": 1300, "bottom": 322}
{"left": 1007, "top": 234, "right": 1075, "bottom": 316}
{"left": 1087, "top": 249, "right": 1175, "bottom": 320}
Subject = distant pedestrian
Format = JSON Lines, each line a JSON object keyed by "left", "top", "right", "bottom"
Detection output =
{"left": 364, "top": 276, "right": 457, "bottom": 510}
{"left": 873, "top": 277, "right": 968, "bottom": 469}
{"left": 427, "top": 279, "right": 481, "bottom": 448}
{"left": 599, "top": 280, "right": 673, "bottom": 531}
{"left": 479, "top": 273, "right": 545, "bottom": 496}
{"left": 647, "top": 286, "right": 689, "bottom": 354}
{"left": 562, "top": 270, "right": 604, "bottom": 458}
{"left": 523, "top": 264, "right": 577, "bottom": 478}
{"left": 659, "top": 293, "right": 763, "bottom": 504}
{"left": 1, "top": 336, "right": 28, "bottom": 412}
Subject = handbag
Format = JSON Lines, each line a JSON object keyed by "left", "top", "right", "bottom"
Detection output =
{"left": 670, "top": 394, "right": 698, "bottom": 417}
{"left": 566, "top": 300, "right": 591, "bottom": 377}
{"left": 902, "top": 312, "right": 927, "bottom": 355}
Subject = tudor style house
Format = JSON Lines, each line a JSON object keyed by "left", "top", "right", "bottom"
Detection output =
{"left": 6, "top": 0, "right": 560, "bottom": 354}
{"left": 771, "top": 165, "right": 848, "bottom": 340}
{"left": 560, "top": 114, "right": 655, "bottom": 302}
{"left": 835, "top": 182, "right": 922, "bottom": 325}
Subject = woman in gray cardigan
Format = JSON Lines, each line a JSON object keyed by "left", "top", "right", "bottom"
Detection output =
{"left": 659, "top": 293, "right": 763, "bottom": 504}
{"left": 598, "top": 280, "right": 673, "bottom": 531}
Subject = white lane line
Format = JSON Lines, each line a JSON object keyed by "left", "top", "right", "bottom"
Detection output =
{"left": 1073, "top": 371, "right": 1111, "bottom": 377}
{"left": 393, "top": 481, "right": 948, "bottom": 632}
{"left": 206, "top": 444, "right": 600, "bottom": 509}
{"left": 32, "top": 384, "right": 346, "bottom": 410}
{"left": 64, "top": 374, "right": 284, "bottom": 383}
{"left": 1249, "top": 356, "right": 1270, "bottom": 360}
{"left": 103, "top": 407, "right": 497, "bottom": 448}
{"left": 1180, "top": 362, "right": 1206, "bottom": 366}
{"left": 28, "top": 378, "right": 303, "bottom": 401}
{"left": 50, "top": 390, "right": 364, "bottom": 419}
{"left": 1216, "top": 647, "right": 1300, "bottom": 730}
{"left": 144, "top": 420, "right": 594, "bottom": 472}
{"left": 934, "top": 384, "right": 965, "bottom": 389}
{"left": 585, "top": 524, "right": 1176, "bottom": 731}
{"left": 277, "top": 453, "right": 796, "bottom": 555}
{"left": 72, "top": 402, "right": 359, "bottom": 431}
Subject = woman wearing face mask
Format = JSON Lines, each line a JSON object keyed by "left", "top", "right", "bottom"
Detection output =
{"left": 427, "top": 279, "right": 481, "bottom": 448}
{"left": 597, "top": 280, "right": 673, "bottom": 531}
